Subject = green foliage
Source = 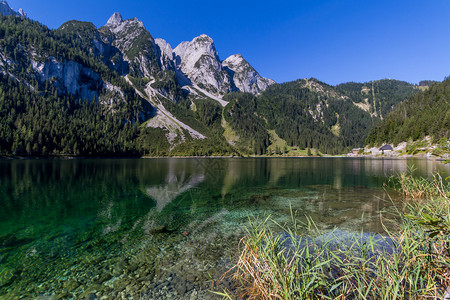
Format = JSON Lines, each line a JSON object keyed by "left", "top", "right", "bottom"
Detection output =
{"left": 56, "top": 20, "right": 101, "bottom": 53}
{"left": 229, "top": 173, "right": 450, "bottom": 299}
{"left": 432, "top": 138, "right": 450, "bottom": 156}
{"left": 223, "top": 92, "right": 270, "bottom": 155}
{"left": 406, "top": 213, "right": 450, "bottom": 239}
{"left": 194, "top": 98, "right": 222, "bottom": 128}
{"left": 404, "top": 139, "right": 428, "bottom": 155}
{"left": 0, "top": 15, "right": 173, "bottom": 157}
{"left": 419, "top": 80, "right": 439, "bottom": 87}
{"left": 337, "top": 79, "right": 418, "bottom": 118}
{"left": 151, "top": 70, "right": 186, "bottom": 102}
{"left": 127, "top": 76, "right": 150, "bottom": 95}
{"left": 367, "top": 78, "right": 450, "bottom": 146}
{"left": 170, "top": 136, "right": 234, "bottom": 156}
{"left": 138, "top": 127, "right": 170, "bottom": 156}
{"left": 0, "top": 73, "right": 142, "bottom": 156}
{"left": 256, "top": 79, "right": 373, "bottom": 154}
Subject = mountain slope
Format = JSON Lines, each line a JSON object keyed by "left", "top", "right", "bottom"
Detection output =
{"left": 0, "top": 1, "right": 25, "bottom": 17}
{"left": 173, "top": 34, "right": 233, "bottom": 95}
{"left": 223, "top": 54, "right": 275, "bottom": 95}
{"left": 366, "top": 80, "right": 449, "bottom": 146}
{"left": 219, "top": 78, "right": 422, "bottom": 154}
{"left": 0, "top": 13, "right": 166, "bottom": 156}
{"left": 337, "top": 79, "right": 419, "bottom": 118}
{"left": 0, "top": 3, "right": 430, "bottom": 157}
{"left": 255, "top": 79, "right": 373, "bottom": 153}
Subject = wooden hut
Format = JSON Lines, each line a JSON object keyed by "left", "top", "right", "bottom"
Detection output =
{"left": 379, "top": 144, "right": 393, "bottom": 153}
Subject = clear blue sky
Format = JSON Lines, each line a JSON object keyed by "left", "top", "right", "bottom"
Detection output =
{"left": 7, "top": 0, "right": 450, "bottom": 85}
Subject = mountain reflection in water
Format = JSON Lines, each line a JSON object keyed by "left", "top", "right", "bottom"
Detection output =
{"left": 0, "top": 158, "right": 449, "bottom": 298}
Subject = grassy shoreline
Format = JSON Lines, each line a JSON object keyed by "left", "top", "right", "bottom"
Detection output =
{"left": 219, "top": 171, "right": 450, "bottom": 299}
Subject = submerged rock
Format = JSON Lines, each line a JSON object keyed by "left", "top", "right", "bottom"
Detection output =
{"left": 0, "top": 233, "right": 33, "bottom": 248}
{"left": 148, "top": 225, "right": 172, "bottom": 234}
{"left": 0, "top": 267, "right": 16, "bottom": 287}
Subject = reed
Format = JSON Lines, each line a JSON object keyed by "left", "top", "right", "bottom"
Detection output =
{"left": 219, "top": 171, "right": 450, "bottom": 299}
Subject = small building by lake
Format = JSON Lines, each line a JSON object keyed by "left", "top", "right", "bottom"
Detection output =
{"left": 352, "top": 148, "right": 363, "bottom": 155}
{"left": 379, "top": 144, "right": 393, "bottom": 152}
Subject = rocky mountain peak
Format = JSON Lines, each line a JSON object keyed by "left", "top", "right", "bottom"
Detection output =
{"left": 193, "top": 34, "right": 214, "bottom": 44}
{"left": 17, "top": 8, "right": 26, "bottom": 17}
{"left": 173, "top": 34, "right": 232, "bottom": 94}
{"left": 223, "top": 54, "right": 245, "bottom": 67}
{"left": 223, "top": 53, "right": 275, "bottom": 94}
{"left": 106, "top": 12, "right": 123, "bottom": 27}
{"left": 155, "top": 38, "right": 175, "bottom": 70}
{"left": 0, "top": 1, "right": 26, "bottom": 17}
{"left": 174, "top": 34, "right": 218, "bottom": 64}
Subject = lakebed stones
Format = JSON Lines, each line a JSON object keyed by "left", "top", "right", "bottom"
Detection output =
{"left": 0, "top": 204, "right": 242, "bottom": 299}
{"left": 63, "top": 279, "right": 81, "bottom": 291}
{"left": 0, "top": 267, "right": 16, "bottom": 288}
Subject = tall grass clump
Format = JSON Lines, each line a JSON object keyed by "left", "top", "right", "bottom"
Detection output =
{"left": 223, "top": 171, "right": 450, "bottom": 299}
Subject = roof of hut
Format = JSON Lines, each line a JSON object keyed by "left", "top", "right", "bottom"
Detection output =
{"left": 379, "top": 144, "right": 393, "bottom": 151}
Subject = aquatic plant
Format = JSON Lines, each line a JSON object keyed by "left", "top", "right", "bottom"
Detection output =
{"left": 220, "top": 172, "right": 450, "bottom": 299}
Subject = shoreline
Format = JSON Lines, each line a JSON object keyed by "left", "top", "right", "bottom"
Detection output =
{"left": 0, "top": 154, "right": 445, "bottom": 160}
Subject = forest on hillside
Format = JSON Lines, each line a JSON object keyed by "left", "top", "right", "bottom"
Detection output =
{"left": 0, "top": 15, "right": 437, "bottom": 157}
{"left": 256, "top": 80, "right": 374, "bottom": 154}
{"left": 366, "top": 79, "right": 450, "bottom": 146}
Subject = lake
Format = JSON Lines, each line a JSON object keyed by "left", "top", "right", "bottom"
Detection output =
{"left": 0, "top": 158, "right": 448, "bottom": 299}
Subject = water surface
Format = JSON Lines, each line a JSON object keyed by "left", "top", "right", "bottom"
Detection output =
{"left": 0, "top": 158, "right": 448, "bottom": 299}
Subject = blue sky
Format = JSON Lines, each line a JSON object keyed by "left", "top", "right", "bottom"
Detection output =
{"left": 6, "top": 0, "right": 450, "bottom": 85}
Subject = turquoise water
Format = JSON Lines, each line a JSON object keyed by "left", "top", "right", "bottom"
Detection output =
{"left": 0, "top": 158, "right": 448, "bottom": 299}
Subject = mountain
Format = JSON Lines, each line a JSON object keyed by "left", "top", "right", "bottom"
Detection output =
{"left": 0, "top": 6, "right": 272, "bottom": 156}
{"left": 101, "top": 13, "right": 161, "bottom": 78}
{"left": 336, "top": 79, "right": 419, "bottom": 119}
{"left": 0, "top": 3, "right": 428, "bottom": 157}
{"left": 0, "top": 1, "right": 25, "bottom": 18}
{"left": 223, "top": 54, "right": 275, "bottom": 95}
{"left": 218, "top": 78, "right": 422, "bottom": 155}
{"left": 223, "top": 79, "right": 372, "bottom": 154}
{"left": 0, "top": 12, "right": 161, "bottom": 156}
{"left": 173, "top": 34, "right": 233, "bottom": 95}
{"left": 366, "top": 79, "right": 449, "bottom": 146}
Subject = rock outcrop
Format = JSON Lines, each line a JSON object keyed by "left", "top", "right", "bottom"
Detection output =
{"left": 102, "top": 13, "right": 160, "bottom": 78}
{"left": 171, "top": 35, "right": 274, "bottom": 95}
{"left": 31, "top": 58, "right": 101, "bottom": 101}
{"left": 0, "top": 1, "right": 26, "bottom": 17}
{"left": 155, "top": 38, "right": 175, "bottom": 71}
{"left": 174, "top": 34, "right": 233, "bottom": 95}
{"left": 223, "top": 54, "right": 275, "bottom": 94}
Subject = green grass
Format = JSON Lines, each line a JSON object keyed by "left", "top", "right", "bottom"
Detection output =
{"left": 266, "top": 130, "right": 288, "bottom": 152}
{"left": 265, "top": 131, "right": 323, "bottom": 157}
{"left": 219, "top": 171, "right": 450, "bottom": 299}
{"left": 222, "top": 116, "right": 239, "bottom": 147}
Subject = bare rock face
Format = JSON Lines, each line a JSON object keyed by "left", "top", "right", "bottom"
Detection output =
{"left": 173, "top": 35, "right": 233, "bottom": 95}
{"left": 103, "top": 13, "right": 161, "bottom": 78}
{"left": 0, "top": 1, "right": 26, "bottom": 17}
{"left": 106, "top": 12, "right": 123, "bottom": 27}
{"left": 223, "top": 54, "right": 275, "bottom": 94}
{"left": 172, "top": 35, "right": 274, "bottom": 95}
{"left": 155, "top": 38, "right": 175, "bottom": 71}
{"left": 31, "top": 58, "right": 101, "bottom": 101}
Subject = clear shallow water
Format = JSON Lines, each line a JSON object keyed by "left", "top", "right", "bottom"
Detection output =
{"left": 0, "top": 158, "right": 448, "bottom": 299}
